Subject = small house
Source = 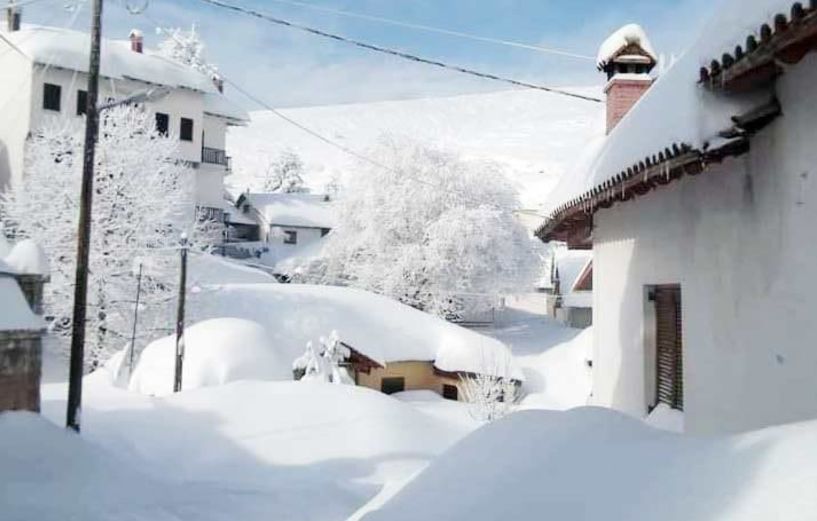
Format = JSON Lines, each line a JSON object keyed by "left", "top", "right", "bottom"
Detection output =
{"left": 546, "top": 249, "right": 593, "bottom": 328}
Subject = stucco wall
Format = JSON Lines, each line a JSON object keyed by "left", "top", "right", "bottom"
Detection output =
{"left": 0, "top": 50, "right": 32, "bottom": 190}
{"left": 356, "top": 361, "right": 462, "bottom": 400}
{"left": 592, "top": 54, "right": 817, "bottom": 434}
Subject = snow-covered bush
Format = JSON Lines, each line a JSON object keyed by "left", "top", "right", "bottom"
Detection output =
{"left": 460, "top": 352, "right": 521, "bottom": 422}
{"left": 1, "top": 106, "right": 216, "bottom": 368}
{"left": 300, "top": 137, "right": 540, "bottom": 320}
{"left": 293, "top": 330, "right": 352, "bottom": 384}
{"left": 262, "top": 150, "right": 308, "bottom": 193}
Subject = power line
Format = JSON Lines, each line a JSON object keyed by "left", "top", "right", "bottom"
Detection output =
{"left": 191, "top": 0, "right": 602, "bottom": 103}
{"left": 261, "top": 0, "right": 594, "bottom": 60}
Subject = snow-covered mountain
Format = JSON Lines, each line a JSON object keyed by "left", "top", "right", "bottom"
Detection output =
{"left": 226, "top": 88, "right": 604, "bottom": 209}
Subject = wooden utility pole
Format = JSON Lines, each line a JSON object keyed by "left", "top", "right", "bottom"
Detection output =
{"left": 173, "top": 234, "right": 189, "bottom": 393}
{"left": 127, "top": 263, "right": 144, "bottom": 378}
{"left": 66, "top": 0, "right": 104, "bottom": 433}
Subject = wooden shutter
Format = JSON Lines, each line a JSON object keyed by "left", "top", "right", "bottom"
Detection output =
{"left": 655, "top": 286, "right": 683, "bottom": 411}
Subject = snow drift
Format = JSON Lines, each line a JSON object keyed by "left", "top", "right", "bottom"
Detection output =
{"left": 362, "top": 407, "right": 817, "bottom": 521}
{"left": 190, "top": 284, "right": 523, "bottom": 380}
{"left": 129, "top": 317, "right": 290, "bottom": 396}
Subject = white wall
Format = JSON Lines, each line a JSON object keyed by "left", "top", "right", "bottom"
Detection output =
{"left": 266, "top": 225, "right": 324, "bottom": 246}
{"left": 592, "top": 54, "right": 817, "bottom": 434}
{"left": 0, "top": 49, "right": 32, "bottom": 190}
{"left": 3, "top": 64, "right": 225, "bottom": 209}
{"left": 203, "top": 116, "right": 227, "bottom": 150}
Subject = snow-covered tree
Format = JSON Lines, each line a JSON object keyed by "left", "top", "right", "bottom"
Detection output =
{"left": 459, "top": 352, "right": 520, "bottom": 422}
{"left": 157, "top": 24, "right": 219, "bottom": 80}
{"left": 293, "top": 330, "right": 352, "bottom": 384}
{"left": 299, "top": 136, "right": 540, "bottom": 320}
{"left": 262, "top": 150, "right": 308, "bottom": 193}
{"left": 1, "top": 106, "right": 216, "bottom": 369}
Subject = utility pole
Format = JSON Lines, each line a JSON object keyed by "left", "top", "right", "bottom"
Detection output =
{"left": 173, "top": 233, "right": 189, "bottom": 393}
{"left": 127, "top": 262, "right": 144, "bottom": 379}
{"left": 66, "top": 0, "right": 104, "bottom": 433}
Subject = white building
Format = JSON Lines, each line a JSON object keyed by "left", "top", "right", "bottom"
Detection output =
{"left": 233, "top": 192, "right": 335, "bottom": 247}
{"left": 539, "top": 0, "right": 817, "bottom": 434}
{"left": 0, "top": 19, "right": 249, "bottom": 217}
{"left": 546, "top": 249, "right": 592, "bottom": 328}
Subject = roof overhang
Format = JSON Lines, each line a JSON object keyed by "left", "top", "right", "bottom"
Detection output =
{"left": 700, "top": 3, "right": 817, "bottom": 92}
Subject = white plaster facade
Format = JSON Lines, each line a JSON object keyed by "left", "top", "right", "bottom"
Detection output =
{"left": 0, "top": 25, "right": 248, "bottom": 213}
{"left": 591, "top": 53, "right": 817, "bottom": 434}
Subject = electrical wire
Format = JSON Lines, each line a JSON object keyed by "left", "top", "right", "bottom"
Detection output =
{"left": 260, "top": 0, "right": 594, "bottom": 60}
{"left": 190, "top": 0, "right": 602, "bottom": 103}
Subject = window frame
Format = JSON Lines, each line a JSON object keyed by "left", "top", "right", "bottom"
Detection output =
{"left": 155, "top": 112, "right": 170, "bottom": 136}
{"left": 43, "top": 83, "right": 62, "bottom": 112}
{"left": 283, "top": 230, "right": 298, "bottom": 245}
{"left": 180, "top": 117, "right": 194, "bottom": 142}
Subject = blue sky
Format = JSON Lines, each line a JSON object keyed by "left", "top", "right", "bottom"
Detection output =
{"left": 23, "top": 0, "right": 719, "bottom": 107}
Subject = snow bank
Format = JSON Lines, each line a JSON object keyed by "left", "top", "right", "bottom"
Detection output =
{"left": 0, "top": 412, "right": 178, "bottom": 521}
{"left": 190, "top": 284, "right": 523, "bottom": 380}
{"left": 550, "top": 0, "right": 796, "bottom": 208}
{"left": 38, "top": 378, "right": 474, "bottom": 521}
{"left": 363, "top": 407, "right": 817, "bottom": 521}
{"left": 4, "top": 238, "right": 49, "bottom": 275}
{"left": 129, "top": 318, "right": 289, "bottom": 396}
{"left": 596, "top": 23, "right": 657, "bottom": 68}
{"left": 645, "top": 403, "right": 685, "bottom": 432}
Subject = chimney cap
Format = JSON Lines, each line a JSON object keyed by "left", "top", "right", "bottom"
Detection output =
{"left": 129, "top": 28, "right": 144, "bottom": 39}
{"left": 597, "top": 23, "right": 657, "bottom": 70}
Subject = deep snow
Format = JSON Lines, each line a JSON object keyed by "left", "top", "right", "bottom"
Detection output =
{"left": 362, "top": 407, "right": 817, "bottom": 521}
{"left": 32, "top": 375, "right": 473, "bottom": 521}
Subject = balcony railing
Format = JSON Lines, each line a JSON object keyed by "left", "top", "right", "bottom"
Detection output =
{"left": 202, "top": 147, "right": 230, "bottom": 168}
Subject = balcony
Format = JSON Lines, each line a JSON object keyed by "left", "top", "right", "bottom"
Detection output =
{"left": 202, "top": 147, "right": 231, "bottom": 169}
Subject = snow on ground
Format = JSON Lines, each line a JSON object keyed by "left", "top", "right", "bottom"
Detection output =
{"left": 227, "top": 88, "right": 604, "bottom": 209}
{"left": 32, "top": 374, "right": 474, "bottom": 521}
{"left": 483, "top": 295, "right": 592, "bottom": 410}
{"left": 362, "top": 407, "right": 817, "bottom": 521}
{"left": 129, "top": 317, "right": 290, "bottom": 396}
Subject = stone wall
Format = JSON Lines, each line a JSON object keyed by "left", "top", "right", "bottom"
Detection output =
{"left": 0, "top": 330, "right": 42, "bottom": 412}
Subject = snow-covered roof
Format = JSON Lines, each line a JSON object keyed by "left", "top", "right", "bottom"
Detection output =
{"left": 4, "top": 239, "right": 49, "bottom": 276}
{"left": 190, "top": 284, "right": 523, "bottom": 380}
{"left": 204, "top": 92, "right": 250, "bottom": 124}
{"left": 554, "top": 249, "right": 592, "bottom": 297}
{"left": 0, "top": 276, "right": 43, "bottom": 331}
{"left": 244, "top": 193, "right": 336, "bottom": 229}
{"left": 596, "top": 23, "right": 657, "bottom": 69}
{"left": 549, "top": 0, "right": 793, "bottom": 214}
{"left": 5, "top": 26, "right": 217, "bottom": 93}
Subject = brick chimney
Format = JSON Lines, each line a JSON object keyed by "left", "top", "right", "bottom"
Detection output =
{"left": 6, "top": 5, "right": 21, "bottom": 32}
{"left": 597, "top": 24, "right": 657, "bottom": 134}
{"left": 129, "top": 28, "right": 144, "bottom": 53}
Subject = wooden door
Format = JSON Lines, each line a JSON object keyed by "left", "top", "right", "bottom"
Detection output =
{"left": 655, "top": 285, "right": 683, "bottom": 411}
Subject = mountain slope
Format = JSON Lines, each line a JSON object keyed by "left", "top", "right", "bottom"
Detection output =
{"left": 227, "top": 88, "right": 604, "bottom": 209}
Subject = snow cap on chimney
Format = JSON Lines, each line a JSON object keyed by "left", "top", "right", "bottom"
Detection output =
{"left": 129, "top": 28, "right": 144, "bottom": 53}
{"left": 598, "top": 24, "right": 657, "bottom": 134}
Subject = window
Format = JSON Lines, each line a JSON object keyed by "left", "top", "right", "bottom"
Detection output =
{"left": 442, "top": 384, "right": 458, "bottom": 401}
{"left": 43, "top": 83, "right": 61, "bottom": 112}
{"left": 381, "top": 377, "right": 405, "bottom": 395}
{"left": 155, "top": 112, "right": 169, "bottom": 136}
{"left": 76, "top": 90, "right": 87, "bottom": 116}
{"left": 180, "top": 117, "right": 194, "bottom": 142}
{"left": 283, "top": 230, "right": 297, "bottom": 245}
{"left": 652, "top": 285, "right": 683, "bottom": 411}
